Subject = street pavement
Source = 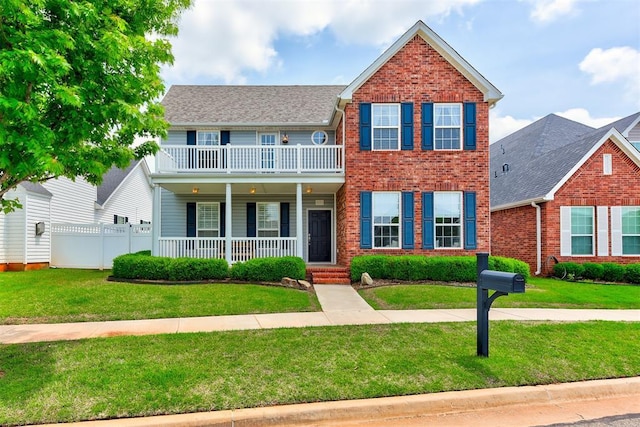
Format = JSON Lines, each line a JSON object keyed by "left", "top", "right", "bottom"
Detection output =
{"left": 3, "top": 284, "right": 639, "bottom": 426}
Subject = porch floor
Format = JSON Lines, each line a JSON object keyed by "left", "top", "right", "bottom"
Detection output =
{"left": 306, "top": 265, "right": 351, "bottom": 285}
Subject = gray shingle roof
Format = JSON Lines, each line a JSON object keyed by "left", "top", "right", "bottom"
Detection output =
{"left": 602, "top": 112, "right": 640, "bottom": 135}
{"left": 96, "top": 159, "right": 141, "bottom": 206}
{"left": 161, "top": 85, "right": 347, "bottom": 125}
{"left": 19, "top": 182, "right": 53, "bottom": 197}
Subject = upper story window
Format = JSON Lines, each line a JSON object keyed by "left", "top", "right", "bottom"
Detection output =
{"left": 434, "top": 192, "right": 462, "bottom": 248}
{"left": 372, "top": 104, "right": 400, "bottom": 150}
{"left": 622, "top": 206, "right": 640, "bottom": 255}
{"left": 311, "top": 130, "right": 328, "bottom": 145}
{"left": 197, "top": 131, "right": 220, "bottom": 146}
{"left": 434, "top": 104, "right": 462, "bottom": 150}
{"left": 197, "top": 202, "right": 219, "bottom": 237}
{"left": 373, "top": 192, "right": 400, "bottom": 248}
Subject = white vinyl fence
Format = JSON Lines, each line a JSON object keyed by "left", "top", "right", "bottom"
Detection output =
{"left": 51, "top": 223, "right": 152, "bottom": 269}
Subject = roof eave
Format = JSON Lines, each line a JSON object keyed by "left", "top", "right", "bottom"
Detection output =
{"left": 167, "top": 121, "right": 335, "bottom": 128}
{"left": 491, "top": 196, "right": 552, "bottom": 212}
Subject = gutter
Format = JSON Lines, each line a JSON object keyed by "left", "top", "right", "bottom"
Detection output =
{"left": 531, "top": 202, "right": 541, "bottom": 275}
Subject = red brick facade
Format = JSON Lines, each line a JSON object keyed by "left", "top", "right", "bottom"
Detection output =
{"left": 336, "top": 36, "right": 491, "bottom": 266}
{"left": 491, "top": 139, "right": 640, "bottom": 275}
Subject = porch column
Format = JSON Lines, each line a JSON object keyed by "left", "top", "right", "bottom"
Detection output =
{"left": 296, "top": 183, "right": 304, "bottom": 258}
{"left": 151, "top": 185, "right": 161, "bottom": 256}
{"left": 225, "top": 183, "right": 232, "bottom": 265}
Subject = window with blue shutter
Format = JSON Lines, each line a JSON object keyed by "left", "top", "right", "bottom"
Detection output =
{"left": 280, "top": 202, "right": 290, "bottom": 237}
{"left": 422, "top": 192, "right": 434, "bottom": 249}
{"left": 401, "top": 103, "right": 414, "bottom": 150}
{"left": 186, "top": 202, "right": 197, "bottom": 237}
{"left": 220, "top": 130, "right": 230, "bottom": 145}
{"left": 402, "top": 192, "right": 414, "bottom": 248}
{"left": 359, "top": 103, "right": 372, "bottom": 151}
{"left": 220, "top": 202, "right": 226, "bottom": 238}
{"left": 464, "top": 191, "right": 477, "bottom": 249}
{"left": 421, "top": 103, "right": 434, "bottom": 150}
{"left": 360, "top": 192, "right": 372, "bottom": 249}
{"left": 246, "top": 203, "right": 256, "bottom": 237}
{"left": 463, "top": 103, "right": 476, "bottom": 150}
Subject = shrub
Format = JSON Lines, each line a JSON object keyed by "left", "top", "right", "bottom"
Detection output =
{"left": 489, "top": 256, "right": 530, "bottom": 279}
{"left": 350, "top": 255, "right": 388, "bottom": 281}
{"left": 112, "top": 254, "right": 228, "bottom": 281}
{"left": 112, "top": 254, "right": 171, "bottom": 280}
{"left": 625, "top": 263, "right": 640, "bottom": 284}
{"left": 230, "top": 256, "right": 306, "bottom": 282}
{"left": 581, "top": 262, "right": 604, "bottom": 280}
{"left": 552, "top": 262, "right": 585, "bottom": 280}
{"left": 601, "top": 262, "right": 626, "bottom": 283}
{"left": 166, "top": 257, "right": 229, "bottom": 281}
{"left": 132, "top": 250, "right": 151, "bottom": 256}
{"left": 425, "top": 256, "right": 477, "bottom": 282}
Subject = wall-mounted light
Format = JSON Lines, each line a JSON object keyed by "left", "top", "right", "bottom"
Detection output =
{"left": 281, "top": 133, "right": 289, "bottom": 144}
{"left": 249, "top": 186, "right": 256, "bottom": 194}
{"left": 192, "top": 187, "right": 199, "bottom": 194}
{"left": 305, "top": 186, "right": 313, "bottom": 194}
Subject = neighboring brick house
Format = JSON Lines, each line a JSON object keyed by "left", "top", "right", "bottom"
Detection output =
{"left": 490, "top": 112, "right": 640, "bottom": 275}
{"left": 150, "top": 20, "right": 503, "bottom": 280}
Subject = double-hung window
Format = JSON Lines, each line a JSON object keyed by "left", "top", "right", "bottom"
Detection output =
{"left": 197, "top": 131, "right": 220, "bottom": 169}
{"left": 570, "top": 207, "right": 594, "bottom": 255}
{"left": 197, "top": 131, "right": 219, "bottom": 146}
{"left": 372, "top": 104, "right": 400, "bottom": 150}
{"left": 434, "top": 192, "right": 462, "bottom": 248}
{"left": 197, "top": 202, "right": 219, "bottom": 237}
{"left": 373, "top": 192, "right": 400, "bottom": 248}
{"left": 622, "top": 206, "right": 640, "bottom": 255}
{"left": 257, "top": 202, "right": 279, "bottom": 237}
{"left": 434, "top": 104, "right": 462, "bottom": 150}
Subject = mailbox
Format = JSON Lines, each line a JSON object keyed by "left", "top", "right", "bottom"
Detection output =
{"left": 478, "top": 271, "right": 525, "bottom": 293}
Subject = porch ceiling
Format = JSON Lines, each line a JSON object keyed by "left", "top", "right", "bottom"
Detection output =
{"left": 156, "top": 181, "right": 344, "bottom": 195}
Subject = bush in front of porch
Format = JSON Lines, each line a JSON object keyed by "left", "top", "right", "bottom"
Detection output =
{"left": 230, "top": 256, "right": 306, "bottom": 282}
{"left": 112, "top": 254, "right": 229, "bottom": 282}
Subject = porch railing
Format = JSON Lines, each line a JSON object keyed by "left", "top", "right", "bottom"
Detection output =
{"left": 157, "top": 237, "right": 297, "bottom": 263}
{"left": 156, "top": 145, "right": 343, "bottom": 174}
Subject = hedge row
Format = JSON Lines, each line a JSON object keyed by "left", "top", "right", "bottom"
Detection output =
{"left": 553, "top": 261, "right": 640, "bottom": 284}
{"left": 112, "top": 253, "right": 306, "bottom": 282}
{"left": 350, "top": 255, "right": 530, "bottom": 282}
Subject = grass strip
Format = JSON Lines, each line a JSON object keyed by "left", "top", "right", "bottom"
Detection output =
{"left": 1, "top": 321, "right": 639, "bottom": 425}
{"left": 360, "top": 277, "right": 640, "bottom": 310}
{"left": 0, "top": 269, "right": 319, "bottom": 324}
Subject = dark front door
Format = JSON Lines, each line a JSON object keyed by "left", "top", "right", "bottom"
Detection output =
{"left": 308, "top": 210, "right": 331, "bottom": 262}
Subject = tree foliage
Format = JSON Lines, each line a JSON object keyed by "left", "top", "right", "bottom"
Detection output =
{"left": 0, "top": 0, "right": 191, "bottom": 212}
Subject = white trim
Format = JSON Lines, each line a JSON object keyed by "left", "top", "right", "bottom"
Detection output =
{"left": 560, "top": 206, "right": 572, "bottom": 256}
{"left": 603, "top": 153, "right": 613, "bottom": 175}
{"left": 339, "top": 20, "right": 503, "bottom": 105}
{"left": 611, "top": 206, "right": 622, "bottom": 256}
{"left": 98, "top": 159, "right": 153, "bottom": 208}
{"left": 597, "top": 206, "right": 609, "bottom": 256}
{"left": 311, "top": 130, "right": 328, "bottom": 146}
{"left": 306, "top": 207, "right": 335, "bottom": 264}
{"left": 619, "top": 113, "right": 640, "bottom": 137}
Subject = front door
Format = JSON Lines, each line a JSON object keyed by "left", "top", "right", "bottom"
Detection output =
{"left": 308, "top": 210, "right": 331, "bottom": 262}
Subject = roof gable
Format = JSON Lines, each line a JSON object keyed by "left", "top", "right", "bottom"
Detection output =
{"left": 96, "top": 159, "right": 149, "bottom": 207}
{"left": 339, "top": 20, "right": 503, "bottom": 105}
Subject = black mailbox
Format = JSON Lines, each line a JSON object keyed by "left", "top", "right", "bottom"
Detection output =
{"left": 478, "top": 271, "right": 525, "bottom": 294}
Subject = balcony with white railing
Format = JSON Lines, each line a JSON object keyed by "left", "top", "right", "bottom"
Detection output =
{"left": 158, "top": 237, "right": 297, "bottom": 263}
{"left": 156, "top": 145, "right": 343, "bottom": 174}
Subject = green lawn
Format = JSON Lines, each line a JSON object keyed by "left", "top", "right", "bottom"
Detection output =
{"left": 0, "top": 269, "right": 320, "bottom": 324}
{"left": 359, "top": 277, "right": 640, "bottom": 310}
{"left": 1, "top": 321, "right": 638, "bottom": 425}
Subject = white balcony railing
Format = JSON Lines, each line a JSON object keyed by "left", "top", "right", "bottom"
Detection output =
{"left": 158, "top": 237, "right": 297, "bottom": 263}
{"left": 156, "top": 145, "right": 343, "bottom": 174}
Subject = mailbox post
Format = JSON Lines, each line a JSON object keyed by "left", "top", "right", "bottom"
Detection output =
{"left": 476, "top": 253, "right": 525, "bottom": 357}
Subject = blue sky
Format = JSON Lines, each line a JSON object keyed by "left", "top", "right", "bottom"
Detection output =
{"left": 161, "top": 0, "right": 640, "bottom": 142}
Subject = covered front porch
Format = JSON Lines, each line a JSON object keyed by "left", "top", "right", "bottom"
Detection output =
{"left": 151, "top": 177, "right": 344, "bottom": 264}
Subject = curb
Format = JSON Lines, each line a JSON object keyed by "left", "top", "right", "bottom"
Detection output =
{"left": 38, "top": 377, "right": 640, "bottom": 426}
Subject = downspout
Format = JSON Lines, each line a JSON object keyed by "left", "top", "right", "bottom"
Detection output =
{"left": 531, "top": 202, "right": 541, "bottom": 275}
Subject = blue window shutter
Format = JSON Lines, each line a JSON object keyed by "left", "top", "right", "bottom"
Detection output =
{"left": 186, "top": 202, "right": 197, "bottom": 237}
{"left": 402, "top": 192, "right": 414, "bottom": 249}
{"left": 359, "top": 103, "right": 372, "bottom": 151}
{"left": 421, "top": 103, "right": 434, "bottom": 150}
{"left": 401, "top": 103, "right": 414, "bottom": 150}
{"left": 220, "top": 130, "right": 230, "bottom": 146}
{"left": 463, "top": 103, "right": 476, "bottom": 150}
{"left": 360, "top": 192, "right": 372, "bottom": 249}
{"left": 187, "top": 130, "right": 196, "bottom": 146}
{"left": 422, "top": 192, "right": 434, "bottom": 249}
{"left": 246, "top": 203, "right": 256, "bottom": 237}
{"left": 220, "top": 202, "right": 226, "bottom": 237}
{"left": 280, "top": 202, "right": 290, "bottom": 237}
{"left": 464, "top": 191, "right": 477, "bottom": 249}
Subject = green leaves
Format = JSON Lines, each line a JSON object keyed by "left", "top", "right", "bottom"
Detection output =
{"left": 0, "top": 0, "right": 192, "bottom": 210}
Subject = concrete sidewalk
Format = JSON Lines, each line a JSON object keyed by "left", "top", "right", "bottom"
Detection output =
{"left": 0, "top": 284, "right": 638, "bottom": 344}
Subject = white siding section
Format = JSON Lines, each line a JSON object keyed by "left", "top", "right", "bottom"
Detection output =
{"left": 0, "top": 207, "right": 4, "bottom": 263}
{"left": 559, "top": 206, "right": 572, "bottom": 256}
{"left": 43, "top": 177, "right": 96, "bottom": 223}
{"left": 628, "top": 122, "right": 640, "bottom": 143}
{"left": 597, "top": 206, "right": 609, "bottom": 256}
{"left": 95, "top": 164, "right": 153, "bottom": 224}
{"left": 163, "top": 130, "right": 187, "bottom": 146}
{"left": 611, "top": 206, "right": 623, "bottom": 256}
{"left": 2, "top": 190, "right": 26, "bottom": 263}
{"left": 24, "top": 193, "right": 51, "bottom": 263}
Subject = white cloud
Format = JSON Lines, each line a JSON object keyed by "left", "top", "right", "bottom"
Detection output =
{"left": 162, "top": 0, "right": 481, "bottom": 84}
{"left": 579, "top": 46, "right": 640, "bottom": 107}
{"left": 554, "top": 108, "right": 620, "bottom": 129}
{"left": 489, "top": 110, "right": 533, "bottom": 143}
{"left": 528, "top": 0, "right": 580, "bottom": 23}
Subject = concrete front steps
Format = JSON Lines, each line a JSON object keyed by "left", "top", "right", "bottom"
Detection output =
{"left": 306, "top": 266, "right": 351, "bottom": 285}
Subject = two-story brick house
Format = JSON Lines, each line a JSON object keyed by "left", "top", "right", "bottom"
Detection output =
{"left": 150, "top": 20, "right": 503, "bottom": 281}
